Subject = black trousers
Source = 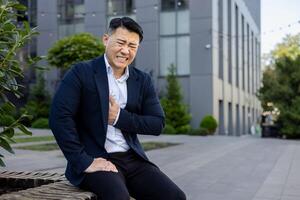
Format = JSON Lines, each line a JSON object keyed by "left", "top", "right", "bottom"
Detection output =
{"left": 79, "top": 149, "right": 186, "bottom": 200}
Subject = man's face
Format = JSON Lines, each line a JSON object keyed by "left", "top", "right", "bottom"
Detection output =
{"left": 102, "top": 27, "right": 140, "bottom": 72}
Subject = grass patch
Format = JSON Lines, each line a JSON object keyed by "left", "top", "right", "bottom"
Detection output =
{"left": 16, "top": 143, "right": 59, "bottom": 151}
{"left": 142, "top": 142, "right": 179, "bottom": 151}
{"left": 14, "top": 132, "right": 25, "bottom": 136}
{"left": 12, "top": 136, "right": 55, "bottom": 143}
{"left": 16, "top": 141, "right": 179, "bottom": 152}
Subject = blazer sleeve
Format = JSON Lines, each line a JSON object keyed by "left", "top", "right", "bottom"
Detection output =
{"left": 114, "top": 74, "right": 165, "bottom": 135}
{"left": 49, "top": 64, "right": 93, "bottom": 174}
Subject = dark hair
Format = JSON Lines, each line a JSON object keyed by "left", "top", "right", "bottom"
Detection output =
{"left": 108, "top": 17, "right": 144, "bottom": 42}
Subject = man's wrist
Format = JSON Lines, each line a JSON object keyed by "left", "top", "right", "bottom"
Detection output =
{"left": 113, "top": 108, "right": 121, "bottom": 125}
{"left": 84, "top": 159, "right": 95, "bottom": 172}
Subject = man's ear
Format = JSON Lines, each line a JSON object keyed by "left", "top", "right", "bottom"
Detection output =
{"left": 102, "top": 34, "right": 109, "bottom": 46}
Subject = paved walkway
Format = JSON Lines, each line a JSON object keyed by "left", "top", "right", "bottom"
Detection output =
{"left": 1, "top": 129, "right": 300, "bottom": 200}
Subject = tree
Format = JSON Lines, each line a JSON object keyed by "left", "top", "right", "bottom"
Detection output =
{"left": 47, "top": 32, "right": 105, "bottom": 69}
{"left": 262, "top": 34, "right": 300, "bottom": 70}
{"left": 271, "top": 33, "right": 300, "bottom": 60}
{"left": 20, "top": 72, "right": 51, "bottom": 125}
{"left": 0, "top": 0, "right": 40, "bottom": 166}
{"left": 258, "top": 56, "right": 300, "bottom": 138}
{"left": 257, "top": 67, "right": 278, "bottom": 111}
{"left": 258, "top": 33, "right": 300, "bottom": 138}
{"left": 161, "top": 65, "right": 191, "bottom": 134}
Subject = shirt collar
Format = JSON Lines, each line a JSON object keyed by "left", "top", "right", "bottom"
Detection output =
{"left": 104, "top": 54, "right": 129, "bottom": 82}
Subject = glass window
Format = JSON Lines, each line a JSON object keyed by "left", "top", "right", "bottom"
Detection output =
{"left": 160, "top": 0, "right": 189, "bottom": 35}
{"left": 177, "top": 0, "right": 189, "bottom": 10}
{"left": 107, "top": 0, "right": 134, "bottom": 16}
{"left": 58, "top": 0, "right": 84, "bottom": 24}
{"left": 108, "top": 0, "right": 124, "bottom": 15}
{"left": 218, "top": 0, "right": 223, "bottom": 79}
{"left": 26, "top": 0, "right": 37, "bottom": 27}
{"left": 161, "top": 0, "right": 175, "bottom": 11}
{"left": 57, "top": 0, "right": 85, "bottom": 38}
{"left": 125, "top": 0, "right": 134, "bottom": 14}
{"left": 177, "top": 10, "right": 189, "bottom": 34}
{"left": 159, "top": 0, "right": 190, "bottom": 76}
{"left": 107, "top": 0, "right": 135, "bottom": 27}
{"left": 241, "top": 15, "right": 245, "bottom": 90}
{"left": 228, "top": 0, "right": 232, "bottom": 84}
{"left": 160, "top": 37, "right": 176, "bottom": 75}
{"left": 247, "top": 24, "right": 250, "bottom": 93}
{"left": 160, "top": 12, "right": 176, "bottom": 35}
{"left": 177, "top": 36, "right": 190, "bottom": 75}
{"left": 235, "top": 4, "right": 239, "bottom": 87}
{"left": 159, "top": 36, "right": 190, "bottom": 76}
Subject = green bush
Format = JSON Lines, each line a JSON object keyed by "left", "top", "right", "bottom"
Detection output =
{"left": 176, "top": 124, "right": 191, "bottom": 134}
{"left": 160, "top": 65, "right": 191, "bottom": 134}
{"left": 20, "top": 101, "right": 49, "bottom": 123}
{"left": 47, "top": 32, "right": 105, "bottom": 69}
{"left": 162, "top": 124, "right": 177, "bottom": 134}
{"left": 31, "top": 118, "right": 49, "bottom": 129}
{"left": 189, "top": 128, "right": 209, "bottom": 136}
{"left": 200, "top": 115, "right": 218, "bottom": 135}
{"left": 0, "top": 115, "right": 15, "bottom": 126}
{"left": 20, "top": 73, "right": 51, "bottom": 126}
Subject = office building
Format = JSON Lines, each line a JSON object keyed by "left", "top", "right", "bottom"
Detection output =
{"left": 36, "top": 0, "right": 262, "bottom": 135}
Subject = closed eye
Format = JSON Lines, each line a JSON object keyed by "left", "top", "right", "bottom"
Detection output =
{"left": 117, "top": 41, "right": 125, "bottom": 45}
{"left": 129, "top": 45, "right": 137, "bottom": 49}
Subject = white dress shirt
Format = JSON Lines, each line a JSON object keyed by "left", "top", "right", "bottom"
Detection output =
{"left": 104, "top": 54, "right": 130, "bottom": 153}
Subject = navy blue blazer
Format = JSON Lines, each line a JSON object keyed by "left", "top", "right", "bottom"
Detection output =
{"left": 49, "top": 56, "right": 165, "bottom": 186}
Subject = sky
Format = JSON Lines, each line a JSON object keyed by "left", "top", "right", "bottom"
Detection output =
{"left": 261, "top": 0, "right": 300, "bottom": 54}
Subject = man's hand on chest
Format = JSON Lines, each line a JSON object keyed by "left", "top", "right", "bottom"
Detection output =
{"left": 108, "top": 95, "right": 120, "bottom": 125}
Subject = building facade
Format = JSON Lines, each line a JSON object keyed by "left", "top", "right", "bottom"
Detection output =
{"left": 36, "top": 0, "right": 262, "bottom": 135}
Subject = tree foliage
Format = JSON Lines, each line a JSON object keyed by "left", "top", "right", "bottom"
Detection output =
{"left": 20, "top": 73, "right": 51, "bottom": 125}
{"left": 161, "top": 65, "right": 191, "bottom": 134}
{"left": 258, "top": 56, "right": 300, "bottom": 138}
{"left": 0, "top": 0, "right": 40, "bottom": 166}
{"left": 271, "top": 33, "right": 300, "bottom": 60}
{"left": 257, "top": 67, "right": 278, "bottom": 110}
{"left": 47, "top": 32, "right": 105, "bottom": 69}
{"left": 200, "top": 115, "right": 218, "bottom": 135}
{"left": 259, "top": 33, "right": 300, "bottom": 138}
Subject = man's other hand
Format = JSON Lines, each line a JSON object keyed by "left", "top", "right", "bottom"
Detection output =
{"left": 84, "top": 157, "right": 118, "bottom": 173}
{"left": 108, "top": 95, "right": 120, "bottom": 125}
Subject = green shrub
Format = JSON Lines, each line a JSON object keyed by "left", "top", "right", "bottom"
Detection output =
{"left": 162, "top": 124, "right": 177, "bottom": 134}
{"left": 160, "top": 65, "right": 191, "bottom": 134}
{"left": 20, "top": 101, "right": 49, "bottom": 123}
{"left": 20, "top": 73, "right": 51, "bottom": 125}
{"left": 176, "top": 124, "right": 191, "bottom": 134}
{"left": 31, "top": 118, "right": 49, "bottom": 129}
{"left": 189, "top": 128, "right": 209, "bottom": 136}
{"left": 0, "top": 115, "right": 15, "bottom": 126}
{"left": 200, "top": 115, "right": 218, "bottom": 135}
{"left": 47, "top": 32, "right": 105, "bottom": 69}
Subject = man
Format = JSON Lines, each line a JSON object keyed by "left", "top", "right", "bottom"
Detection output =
{"left": 49, "top": 17, "right": 186, "bottom": 200}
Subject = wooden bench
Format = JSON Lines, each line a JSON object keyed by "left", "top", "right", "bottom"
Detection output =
{"left": 0, "top": 171, "right": 96, "bottom": 200}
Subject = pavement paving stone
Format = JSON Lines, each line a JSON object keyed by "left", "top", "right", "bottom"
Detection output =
{"left": 1, "top": 130, "right": 300, "bottom": 200}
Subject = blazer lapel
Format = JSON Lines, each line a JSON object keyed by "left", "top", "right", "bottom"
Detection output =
{"left": 93, "top": 56, "right": 109, "bottom": 134}
{"left": 125, "top": 67, "right": 139, "bottom": 111}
